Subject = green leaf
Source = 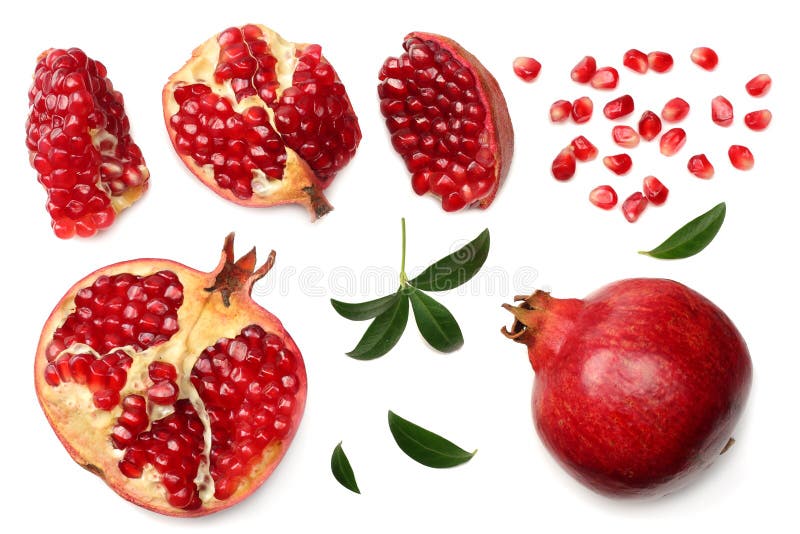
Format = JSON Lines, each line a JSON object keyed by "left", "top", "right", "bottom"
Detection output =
{"left": 409, "top": 229, "right": 490, "bottom": 291}
{"left": 346, "top": 290, "right": 409, "bottom": 360}
{"left": 331, "top": 293, "right": 398, "bottom": 321}
{"left": 330, "top": 442, "right": 360, "bottom": 494}
{"left": 406, "top": 287, "right": 464, "bottom": 353}
{"left": 387, "top": 411, "right": 476, "bottom": 468}
{"left": 640, "top": 202, "right": 726, "bottom": 259}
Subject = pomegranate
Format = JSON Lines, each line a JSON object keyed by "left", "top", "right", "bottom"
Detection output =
{"left": 378, "top": 32, "right": 514, "bottom": 212}
{"left": 34, "top": 235, "right": 307, "bottom": 516}
{"left": 502, "top": 279, "right": 752, "bottom": 498}
{"left": 25, "top": 48, "right": 149, "bottom": 239}
{"left": 163, "top": 24, "right": 361, "bottom": 220}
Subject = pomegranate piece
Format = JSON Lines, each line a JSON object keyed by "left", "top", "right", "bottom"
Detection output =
{"left": 623, "top": 49, "right": 648, "bottom": 73}
{"left": 612, "top": 126, "right": 640, "bottom": 148}
{"left": 603, "top": 95, "right": 634, "bottom": 119}
{"left": 621, "top": 192, "right": 648, "bottom": 222}
{"left": 744, "top": 110, "right": 772, "bottom": 131}
{"left": 550, "top": 100, "right": 573, "bottom": 122}
{"left": 711, "top": 96, "right": 734, "bottom": 126}
{"left": 513, "top": 56, "right": 541, "bottom": 81}
{"left": 502, "top": 279, "right": 752, "bottom": 498}
{"left": 571, "top": 56, "right": 597, "bottom": 83}
{"left": 35, "top": 235, "right": 307, "bottom": 517}
{"left": 378, "top": 32, "right": 513, "bottom": 211}
{"left": 552, "top": 148, "right": 577, "bottom": 181}
{"left": 163, "top": 24, "right": 362, "bottom": 220}
{"left": 647, "top": 51, "right": 674, "bottom": 73}
{"left": 691, "top": 47, "right": 719, "bottom": 70}
{"left": 687, "top": 154, "right": 715, "bottom": 179}
{"left": 603, "top": 154, "right": 633, "bottom": 175}
{"left": 589, "top": 185, "right": 618, "bottom": 210}
{"left": 745, "top": 74, "right": 771, "bottom": 96}
{"left": 643, "top": 176, "right": 669, "bottom": 204}
{"left": 590, "top": 67, "right": 619, "bottom": 89}
{"left": 659, "top": 128, "right": 687, "bottom": 156}
{"left": 638, "top": 111, "right": 662, "bottom": 141}
{"left": 570, "top": 136, "right": 598, "bottom": 162}
{"left": 729, "top": 145, "right": 754, "bottom": 170}
{"left": 661, "top": 97, "right": 690, "bottom": 122}
{"left": 572, "top": 96, "right": 593, "bottom": 123}
{"left": 25, "top": 48, "right": 149, "bottom": 239}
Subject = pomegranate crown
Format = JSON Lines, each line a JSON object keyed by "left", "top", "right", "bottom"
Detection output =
{"left": 205, "top": 233, "right": 276, "bottom": 307}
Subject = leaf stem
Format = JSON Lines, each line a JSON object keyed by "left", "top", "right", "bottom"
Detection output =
{"left": 400, "top": 217, "right": 408, "bottom": 286}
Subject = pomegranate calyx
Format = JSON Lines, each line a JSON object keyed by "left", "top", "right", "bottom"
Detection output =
{"left": 205, "top": 233, "right": 276, "bottom": 306}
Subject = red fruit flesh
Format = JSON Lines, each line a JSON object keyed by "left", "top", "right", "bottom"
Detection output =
{"left": 502, "top": 279, "right": 752, "bottom": 498}
{"left": 603, "top": 95, "right": 634, "bottom": 120}
{"left": 571, "top": 97, "right": 593, "bottom": 123}
{"left": 647, "top": 51, "right": 674, "bottom": 73}
{"left": 661, "top": 97, "right": 690, "bottom": 122}
{"left": 589, "top": 185, "right": 618, "bottom": 210}
{"left": 611, "top": 126, "right": 640, "bottom": 148}
{"left": 570, "top": 136, "right": 598, "bottom": 162}
{"left": 643, "top": 176, "right": 668, "bottom": 204}
{"left": 744, "top": 110, "right": 771, "bottom": 131}
{"left": 711, "top": 96, "right": 734, "bottom": 126}
{"left": 659, "top": 128, "right": 686, "bottom": 156}
{"left": 571, "top": 56, "right": 596, "bottom": 83}
{"left": 35, "top": 235, "right": 307, "bottom": 517}
{"left": 745, "top": 74, "right": 771, "bottom": 97}
{"left": 550, "top": 100, "right": 572, "bottom": 122}
{"left": 513, "top": 56, "right": 541, "bottom": 81}
{"left": 602, "top": 154, "right": 633, "bottom": 175}
{"left": 729, "top": 145, "right": 754, "bottom": 170}
{"left": 691, "top": 47, "right": 718, "bottom": 70}
{"left": 621, "top": 192, "right": 648, "bottom": 222}
{"left": 590, "top": 67, "right": 619, "bottom": 89}
{"left": 26, "top": 48, "right": 149, "bottom": 239}
{"left": 551, "top": 148, "right": 577, "bottom": 181}
{"left": 163, "top": 24, "right": 362, "bottom": 219}
{"left": 622, "top": 49, "right": 648, "bottom": 74}
{"left": 688, "top": 154, "right": 715, "bottom": 179}
{"left": 638, "top": 111, "right": 662, "bottom": 141}
{"left": 378, "top": 32, "right": 514, "bottom": 211}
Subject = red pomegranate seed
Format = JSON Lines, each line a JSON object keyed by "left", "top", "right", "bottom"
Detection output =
{"left": 590, "top": 67, "right": 619, "bottom": 89}
{"left": 643, "top": 176, "right": 668, "bottom": 205}
{"left": 744, "top": 110, "right": 772, "bottom": 131}
{"left": 746, "top": 74, "right": 771, "bottom": 97}
{"left": 623, "top": 49, "right": 648, "bottom": 73}
{"left": 661, "top": 98, "right": 690, "bottom": 122}
{"left": 552, "top": 148, "right": 577, "bottom": 181}
{"left": 648, "top": 51, "right": 674, "bottom": 73}
{"left": 687, "top": 154, "right": 715, "bottom": 179}
{"left": 638, "top": 111, "right": 662, "bottom": 141}
{"left": 572, "top": 97, "right": 593, "bottom": 123}
{"left": 603, "top": 154, "right": 633, "bottom": 175}
{"left": 513, "top": 56, "right": 542, "bottom": 82}
{"left": 711, "top": 96, "right": 734, "bottom": 126}
{"left": 589, "top": 185, "right": 618, "bottom": 210}
{"left": 571, "top": 56, "right": 597, "bottom": 83}
{"left": 691, "top": 47, "right": 718, "bottom": 70}
{"left": 622, "top": 192, "right": 648, "bottom": 222}
{"left": 612, "top": 126, "right": 640, "bottom": 148}
{"left": 660, "top": 128, "right": 686, "bottom": 156}
{"left": 603, "top": 95, "right": 634, "bottom": 119}
{"left": 729, "top": 145, "right": 754, "bottom": 170}
{"left": 550, "top": 100, "right": 572, "bottom": 122}
{"left": 570, "top": 136, "right": 598, "bottom": 162}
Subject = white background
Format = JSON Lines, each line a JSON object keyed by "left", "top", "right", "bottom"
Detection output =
{"left": 1, "top": 0, "right": 798, "bottom": 532}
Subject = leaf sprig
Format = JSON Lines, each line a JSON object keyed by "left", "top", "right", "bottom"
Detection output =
{"left": 640, "top": 202, "right": 726, "bottom": 259}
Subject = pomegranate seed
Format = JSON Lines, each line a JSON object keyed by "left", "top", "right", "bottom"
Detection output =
{"left": 729, "top": 145, "right": 754, "bottom": 170}
{"left": 711, "top": 96, "right": 733, "bottom": 126}
{"left": 589, "top": 185, "right": 618, "bottom": 210}
{"left": 648, "top": 51, "right": 673, "bottom": 73}
{"left": 93, "top": 388, "right": 120, "bottom": 410}
{"left": 687, "top": 154, "right": 715, "bottom": 179}
{"left": 659, "top": 128, "right": 687, "bottom": 156}
{"left": 571, "top": 97, "right": 593, "bottom": 123}
{"left": 570, "top": 136, "right": 598, "bottom": 161}
{"left": 622, "top": 49, "right": 648, "bottom": 73}
{"left": 603, "top": 154, "right": 633, "bottom": 175}
{"left": 744, "top": 110, "right": 772, "bottom": 131}
{"left": 638, "top": 111, "right": 662, "bottom": 141}
{"left": 745, "top": 74, "right": 771, "bottom": 97}
{"left": 513, "top": 57, "right": 542, "bottom": 82}
{"left": 552, "top": 148, "right": 577, "bottom": 181}
{"left": 612, "top": 126, "right": 640, "bottom": 148}
{"left": 590, "top": 67, "right": 619, "bottom": 89}
{"left": 603, "top": 95, "right": 635, "bottom": 119}
{"left": 550, "top": 100, "right": 572, "bottom": 122}
{"left": 691, "top": 47, "right": 718, "bottom": 70}
{"left": 661, "top": 98, "right": 690, "bottom": 122}
{"left": 149, "top": 361, "right": 177, "bottom": 382}
{"left": 622, "top": 192, "right": 648, "bottom": 222}
{"left": 643, "top": 176, "right": 668, "bottom": 205}
{"left": 148, "top": 380, "right": 179, "bottom": 405}
{"left": 571, "top": 56, "right": 597, "bottom": 83}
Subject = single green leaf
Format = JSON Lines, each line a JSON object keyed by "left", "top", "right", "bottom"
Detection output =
{"left": 330, "top": 442, "right": 360, "bottom": 494}
{"left": 640, "top": 202, "right": 726, "bottom": 259}
{"left": 346, "top": 290, "right": 409, "bottom": 360}
{"left": 409, "top": 229, "right": 490, "bottom": 291}
{"left": 387, "top": 411, "right": 476, "bottom": 468}
{"left": 331, "top": 293, "right": 398, "bottom": 321}
{"left": 406, "top": 287, "right": 464, "bottom": 353}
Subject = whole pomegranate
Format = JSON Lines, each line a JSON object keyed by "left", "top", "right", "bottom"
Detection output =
{"left": 163, "top": 24, "right": 361, "bottom": 219}
{"left": 502, "top": 278, "right": 752, "bottom": 498}
{"left": 34, "top": 235, "right": 306, "bottom": 516}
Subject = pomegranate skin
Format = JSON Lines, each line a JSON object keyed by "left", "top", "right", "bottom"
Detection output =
{"left": 503, "top": 278, "right": 752, "bottom": 498}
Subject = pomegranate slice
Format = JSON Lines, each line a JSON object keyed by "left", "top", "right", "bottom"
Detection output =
{"left": 688, "top": 154, "right": 715, "bottom": 178}
{"left": 163, "top": 24, "right": 361, "bottom": 220}
{"left": 745, "top": 74, "right": 771, "bottom": 97}
{"left": 744, "top": 110, "right": 772, "bottom": 131}
{"left": 661, "top": 97, "right": 690, "bottom": 122}
{"left": 550, "top": 100, "right": 573, "bottom": 122}
{"left": 513, "top": 57, "right": 541, "bottom": 81}
{"left": 572, "top": 96, "right": 593, "bottom": 123}
{"left": 571, "top": 56, "right": 597, "bottom": 83}
{"left": 25, "top": 48, "right": 149, "bottom": 239}
{"left": 691, "top": 47, "right": 719, "bottom": 70}
{"left": 711, "top": 95, "right": 734, "bottom": 126}
{"left": 638, "top": 110, "right": 662, "bottom": 141}
{"left": 378, "top": 32, "right": 514, "bottom": 211}
{"left": 729, "top": 145, "right": 754, "bottom": 170}
{"left": 35, "top": 235, "right": 307, "bottom": 516}
{"left": 589, "top": 185, "right": 618, "bottom": 210}
{"left": 622, "top": 49, "right": 648, "bottom": 74}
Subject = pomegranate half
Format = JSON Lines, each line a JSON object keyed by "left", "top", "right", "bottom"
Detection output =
{"left": 34, "top": 235, "right": 306, "bottom": 516}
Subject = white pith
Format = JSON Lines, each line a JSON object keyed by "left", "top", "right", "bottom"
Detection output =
{"left": 89, "top": 128, "right": 150, "bottom": 213}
